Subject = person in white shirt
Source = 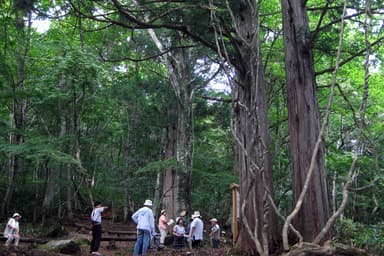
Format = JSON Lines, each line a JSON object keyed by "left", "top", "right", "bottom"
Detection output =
{"left": 172, "top": 217, "right": 186, "bottom": 251}
{"left": 188, "top": 211, "right": 204, "bottom": 250}
{"left": 4, "top": 213, "right": 21, "bottom": 246}
{"left": 90, "top": 201, "right": 108, "bottom": 255}
{"left": 132, "top": 199, "right": 156, "bottom": 256}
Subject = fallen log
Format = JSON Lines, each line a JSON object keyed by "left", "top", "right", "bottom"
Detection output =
{"left": 107, "top": 230, "right": 137, "bottom": 236}
{"left": 101, "top": 236, "right": 136, "bottom": 242}
{"left": 0, "top": 235, "right": 48, "bottom": 244}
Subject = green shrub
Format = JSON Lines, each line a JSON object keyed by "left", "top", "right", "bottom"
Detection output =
{"left": 334, "top": 218, "right": 384, "bottom": 255}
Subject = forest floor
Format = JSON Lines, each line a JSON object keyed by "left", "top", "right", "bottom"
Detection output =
{"left": 0, "top": 218, "right": 232, "bottom": 256}
{"left": 0, "top": 218, "right": 369, "bottom": 256}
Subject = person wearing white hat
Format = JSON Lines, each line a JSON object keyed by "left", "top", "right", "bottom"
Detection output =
{"left": 132, "top": 199, "right": 156, "bottom": 256}
{"left": 209, "top": 218, "right": 220, "bottom": 249}
{"left": 187, "top": 211, "right": 204, "bottom": 250}
{"left": 3, "top": 213, "right": 21, "bottom": 246}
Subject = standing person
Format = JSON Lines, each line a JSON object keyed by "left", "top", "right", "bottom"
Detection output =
{"left": 172, "top": 217, "right": 186, "bottom": 251}
{"left": 132, "top": 199, "right": 156, "bottom": 256}
{"left": 158, "top": 209, "right": 168, "bottom": 248}
{"left": 188, "top": 211, "right": 204, "bottom": 250}
{"left": 209, "top": 218, "right": 220, "bottom": 249}
{"left": 90, "top": 201, "right": 108, "bottom": 255}
{"left": 185, "top": 216, "right": 193, "bottom": 251}
{"left": 3, "top": 213, "right": 21, "bottom": 247}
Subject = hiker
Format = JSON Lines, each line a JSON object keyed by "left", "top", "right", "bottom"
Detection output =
{"left": 173, "top": 217, "right": 186, "bottom": 251}
{"left": 185, "top": 216, "right": 193, "bottom": 250}
{"left": 132, "top": 199, "right": 156, "bottom": 256}
{"left": 158, "top": 209, "right": 168, "bottom": 248}
{"left": 188, "top": 211, "right": 204, "bottom": 250}
{"left": 209, "top": 218, "right": 220, "bottom": 249}
{"left": 90, "top": 201, "right": 108, "bottom": 256}
{"left": 3, "top": 213, "right": 21, "bottom": 247}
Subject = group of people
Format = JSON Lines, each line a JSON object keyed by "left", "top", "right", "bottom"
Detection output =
{"left": 133, "top": 199, "right": 221, "bottom": 255}
{"left": 90, "top": 199, "right": 157, "bottom": 256}
{"left": 157, "top": 204, "right": 221, "bottom": 252}
{"left": 2, "top": 200, "right": 220, "bottom": 256}
{"left": 90, "top": 199, "right": 221, "bottom": 256}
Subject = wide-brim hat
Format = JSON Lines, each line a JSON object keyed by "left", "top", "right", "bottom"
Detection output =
{"left": 210, "top": 218, "right": 217, "bottom": 223}
{"left": 161, "top": 209, "right": 166, "bottom": 215}
{"left": 143, "top": 199, "right": 153, "bottom": 207}
{"left": 13, "top": 213, "right": 21, "bottom": 218}
{"left": 191, "top": 211, "right": 201, "bottom": 219}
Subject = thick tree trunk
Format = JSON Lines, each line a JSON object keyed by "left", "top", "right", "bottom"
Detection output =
{"left": 146, "top": 27, "right": 194, "bottom": 217}
{"left": 162, "top": 108, "right": 178, "bottom": 218}
{"left": 174, "top": 50, "right": 193, "bottom": 213}
{"left": 231, "top": 1, "right": 277, "bottom": 255}
{"left": 281, "top": 0, "right": 330, "bottom": 242}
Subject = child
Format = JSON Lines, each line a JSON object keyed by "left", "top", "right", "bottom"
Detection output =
{"left": 173, "top": 217, "right": 186, "bottom": 251}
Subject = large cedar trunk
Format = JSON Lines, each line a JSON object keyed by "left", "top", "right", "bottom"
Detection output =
{"left": 162, "top": 107, "right": 178, "bottom": 218}
{"left": 162, "top": 58, "right": 193, "bottom": 219}
{"left": 146, "top": 33, "right": 194, "bottom": 218}
{"left": 232, "top": 1, "right": 277, "bottom": 254}
{"left": 281, "top": 0, "right": 330, "bottom": 242}
{"left": 174, "top": 53, "right": 193, "bottom": 213}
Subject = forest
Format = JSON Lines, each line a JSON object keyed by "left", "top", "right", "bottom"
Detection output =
{"left": 0, "top": 0, "right": 384, "bottom": 255}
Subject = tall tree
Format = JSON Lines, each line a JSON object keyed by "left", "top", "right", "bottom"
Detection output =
{"left": 229, "top": 1, "right": 277, "bottom": 254}
{"left": 281, "top": 0, "right": 330, "bottom": 243}
{"left": 1, "top": 0, "right": 32, "bottom": 217}
{"left": 144, "top": 28, "right": 195, "bottom": 217}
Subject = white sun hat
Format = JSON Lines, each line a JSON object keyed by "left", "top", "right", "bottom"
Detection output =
{"left": 143, "top": 199, "right": 153, "bottom": 207}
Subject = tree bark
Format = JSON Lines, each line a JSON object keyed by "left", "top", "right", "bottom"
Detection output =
{"left": 281, "top": 0, "right": 330, "bottom": 242}
{"left": 145, "top": 26, "right": 194, "bottom": 216}
{"left": 230, "top": 1, "right": 277, "bottom": 254}
{"left": 162, "top": 108, "right": 178, "bottom": 218}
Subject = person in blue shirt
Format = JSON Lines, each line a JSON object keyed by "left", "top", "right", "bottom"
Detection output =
{"left": 132, "top": 199, "right": 156, "bottom": 256}
{"left": 90, "top": 201, "right": 108, "bottom": 255}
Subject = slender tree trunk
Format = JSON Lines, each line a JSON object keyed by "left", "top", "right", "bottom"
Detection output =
{"left": 1, "top": 10, "right": 31, "bottom": 217}
{"left": 230, "top": 1, "right": 277, "bottom": 254}
{"left": 42, "top": 72, "right": 67, "bottom": 213}
{"left": 281, "top": 0, "right": 330, "bottom": 242}
{"left": 66, "top": 163, "right": 74, "bottom": 220}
